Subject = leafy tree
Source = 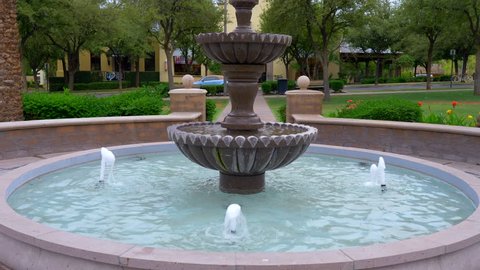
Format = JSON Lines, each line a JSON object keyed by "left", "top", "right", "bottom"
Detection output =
{"left": 347, "top": 0, "right": 398, "bottom": 85}
{"left": 175, "top": 0, "right": 222, "bottom": 75}
{"left": 450, "top": 0, "right": 480, "bottom": 95}
{"left": 19, "top": 0, "right": 107, "bottom": 90}
{"left": 139, "top": 0, "right": 196, "bottom": 89}
{"left": 261, "top": 0, "right": 365, "bottom": 100}
{"left": 99, "top": 1, "right": 152, "bottom": 89}
{"left": 397, "top": 0, "right": 450, "bottom": 90}
{"left": 261, "top": 0, "right": 314, "bottom": 78}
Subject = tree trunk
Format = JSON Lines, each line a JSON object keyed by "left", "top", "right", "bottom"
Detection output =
{"left": 375, "top": 59, "right": 381, "bottom": 85}
{"left": 118, "top": 57, "right": 123, "bottom": 90}
{"left": 426, "top": 42, "right": 434, "bottom": 90}
{"left": 135, "top": 58, "right": 140, "bottom": 88}
{"left": 474, "top": 46, "right": 480, "bottom": 95}
{"left": 365, "top": 60, "right": 370, "bottom": 78}
{"left": 462, "top": 54, "right": 469, "bottom": 80}
{"left": 67, "top": 52, "right": 79, "bottom": 91}
{"left": 321, "top": 49, "right": 330, "bottom": 100}
{"left": 61, "top": 58, "right": 68, "bottom": 85}
{"left": 164, "top": 47, "right": 175, "bottom": 90}
{"left": 454, "top": 59, "right": 459, "bottom": 77}
{"left": 0, "top": 0, "right": 24, "bottom": 121}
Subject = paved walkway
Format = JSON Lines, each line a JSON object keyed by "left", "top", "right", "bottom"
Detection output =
{"left": 217, "top": 89, "right": 277, "bottom": 122}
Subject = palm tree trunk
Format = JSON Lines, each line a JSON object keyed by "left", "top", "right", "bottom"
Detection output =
{"left": 0, "top": 0, "right": 24, "bottom": 121}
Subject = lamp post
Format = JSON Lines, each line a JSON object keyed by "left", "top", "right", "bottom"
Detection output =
{"left": 450, "top": 49, "right": 456, "bottom": 88}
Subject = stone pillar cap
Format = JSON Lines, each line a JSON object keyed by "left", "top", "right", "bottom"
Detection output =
{"left": 297, "top": 75, "right": 310, "bottom": 90}
{"left": 168, "top": 75, "right": 207, "bottom": 94}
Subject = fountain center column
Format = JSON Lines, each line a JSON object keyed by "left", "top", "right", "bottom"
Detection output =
{"left": 221, "top": 64, "right": 264, "bottom": 131}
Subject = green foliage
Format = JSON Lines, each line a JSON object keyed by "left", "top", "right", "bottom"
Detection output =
{"left": 261, "top": 81, "right": 274, "bottom": 94}
{"left": 200, "top": 85, "right": 223, "bottom": 96}
{"left": 360, "top": 76, "right": 428, "bottom": 84}
{"left": 205, "top": 99, "right": 216, "bottom": 122}
{"left": 334, "top": 98, "right": 422, "bottom": 122}
{"left": 422, "top": 103, "right": 477, "bottom": 127}
{"left": 329, "top": 80, "right": 344, "bottom": 92}
{"left": 124, "top": 72, "right": 160, "bottom": 84}
{"left": 50, "top": 81, "right": 132, "bottom": 91}
{"left": 277, "top": 104, "right": 287, "bottom": 122}
{"left": 23, "top": 89, "right": 164, "bottom": 120}
{"left": 23, "top": 92, "right": 101, "bottom": 120}
{"left": 74, "top": 71, "right": 103, "bottom": 83}
{"left": 141, "top": 81, "right": 170, "bottom": 97}
{"left": 287, "top": 80, "right": 296, "bottom": 90}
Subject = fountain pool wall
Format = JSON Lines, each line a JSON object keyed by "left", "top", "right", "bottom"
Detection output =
{"left": 1, "top": 142, "right": 480, "bottom": 270}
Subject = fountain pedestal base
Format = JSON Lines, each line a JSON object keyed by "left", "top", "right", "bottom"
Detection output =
{"left": 219, "top": 172, "right": 264, "bottom": 194}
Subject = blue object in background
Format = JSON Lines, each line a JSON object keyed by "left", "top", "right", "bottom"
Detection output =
{"left": 193, "top": 75, "right": 224, "bottom": 86}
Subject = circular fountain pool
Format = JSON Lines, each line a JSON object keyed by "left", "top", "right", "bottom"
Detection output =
{"left": 7, "top": 146, "right": 475, "bottom": 252}
{"left": 1, "top": 142, "right": 480, "bottom": 270}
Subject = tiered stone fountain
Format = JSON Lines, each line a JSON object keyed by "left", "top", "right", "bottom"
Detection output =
{"left": 168, "top": 0, "right": 317, "bottom": 194}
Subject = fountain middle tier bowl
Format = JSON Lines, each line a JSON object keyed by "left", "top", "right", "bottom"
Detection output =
{"left": 167, "top": 122, "right": 317, "bottom": 175}
{"left": 196, "top": 32, "right": 292, "bottom": 64}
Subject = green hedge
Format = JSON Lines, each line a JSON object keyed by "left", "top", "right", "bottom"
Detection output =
{"left": 142, "top": 81, "right": 170, "bottom": 97}
{"left": 335, "top": 98, "right": 422, "bottom": 122}
{"left": 124, "top": 72, "right": 160, "bottom": 84}
{"left": 49, "top": 81, "right": 132, "bottom": 91}
{"left": 358, "top": 75, "right": 452, "bottom": 84}
{"left": 329, "top": 80, "right": 344, "bottom": 92}
{"left": 200, "top": 85, "right": 224, "bottom": 96}
{"left": 261, "top": 80, "right": 296, "bottom": 95}
{"left": 23, "top": 88, "right": 164, "bottom": 120}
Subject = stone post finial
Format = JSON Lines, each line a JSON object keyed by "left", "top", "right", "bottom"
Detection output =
{"left": 182, "top": 75, "right": 194, "bottom": 89}
{"left": 297, "top": 76, "right": 310, "bottom": 90}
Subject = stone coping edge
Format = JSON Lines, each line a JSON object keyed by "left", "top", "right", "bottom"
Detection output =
{"left": 0, "top": 143, "right": 480, "bottom": 269}
{"left": 292, "top": 114, "right": 480, "bottom": 137}
{"left": 0, "top": 113, "right": 202, "bottom": 132}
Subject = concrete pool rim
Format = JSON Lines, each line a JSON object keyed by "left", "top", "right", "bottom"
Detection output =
{"left": 1, "top": 142, "right": 480, "bottom": 269}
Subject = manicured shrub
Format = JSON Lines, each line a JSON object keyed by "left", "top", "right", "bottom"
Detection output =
{"left": 287, "top": 80, "right": 296, "bottom": 90}
{"left": 125, "top": 71, "right": 160, "bottom": 84}
{"left": 74, "top": 81, "right": 131, "bottom": 90}
{"left": 23, "top": 88, "right": 164, "bottom": 120}
{"left": 329, "top": 80, "right": 344, "bottom": 92}
{"left": 23, "top": 92, "right": 101, "bottom": 120}
{"left": 142, "top": 81, "right": 169, "bottom": 97}
{"left": 206, "top": 99, "right": 216, "bottom": 122}
{"left": 261, "top": 81, "right": 273, "bottom": 94}
{"left": 335, "top": 98, "right": 422, "bottom": 122}
{"left": 200, "top": 85, "right": 223, "bottom": 96}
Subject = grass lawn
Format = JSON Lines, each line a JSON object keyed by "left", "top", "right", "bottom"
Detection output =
{"left": 265, "top": 89, "right": 480, "bottom": 122}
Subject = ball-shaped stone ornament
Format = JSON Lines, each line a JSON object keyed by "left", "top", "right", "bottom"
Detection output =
{"left": 182, "top": 75, "right": 194, "bottom": 89}
{"left": 297, "top": 76, "right": 310, "bottom": 90}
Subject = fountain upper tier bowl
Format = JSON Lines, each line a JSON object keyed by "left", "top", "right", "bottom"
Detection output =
{"left": 196, "top": 32, "right": 291, "bottom": 64}
{"left": 168, "top": 122, "right": 317, "bottom": 193}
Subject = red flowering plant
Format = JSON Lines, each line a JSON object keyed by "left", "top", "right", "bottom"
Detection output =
{"left": 422, "top": 100, "right": 476, "bottom": 127}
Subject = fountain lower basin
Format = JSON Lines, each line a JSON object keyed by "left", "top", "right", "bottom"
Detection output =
{"left": 1, "top": 142, "right": 480, "bottom": 269}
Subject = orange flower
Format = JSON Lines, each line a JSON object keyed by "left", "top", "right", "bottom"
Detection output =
{"left": 452, "top": 101, "right": 458, "bottom": 108}
{"left": 417, "top": 101, "right": 423, "bottom": 107}
{"left": 347, "top": 99, "right": 353, "bottom": 103}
